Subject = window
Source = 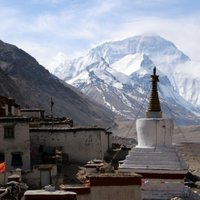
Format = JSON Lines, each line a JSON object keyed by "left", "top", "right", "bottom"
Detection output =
{"left": 4, "top": 126, "right": 14, "bottom": 139}
{"left": 0, "top": 153, "right": 4, "bottom": 163}
{"left": 11, "top": 152, "right": 23, "bottom": 167}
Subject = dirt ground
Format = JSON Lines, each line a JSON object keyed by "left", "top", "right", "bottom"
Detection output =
{"left": 173, "top": 125, "right": 200, "bottom": 173}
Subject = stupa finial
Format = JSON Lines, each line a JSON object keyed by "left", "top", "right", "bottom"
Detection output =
{"left": 153, "top": 66, "right": 156, "bottom": 75}
{"left": 146, "top": 67, "right": 162, "bottom": 118}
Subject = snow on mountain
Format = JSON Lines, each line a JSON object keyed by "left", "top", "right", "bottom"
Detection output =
{"left": 130, "top": 64, "right": 199, "bottom": 116}
{"left": 68, "top": 58, "right": 132, "bottom": 90}
{"left": 53, "top": 34, "right": 189, "bottom": 81}
{"left": 90, "top": 33, "right": 189, "bottom": 66}
{"left": 69, "top": 53, "right": 198, "bottom": 124}
{"left": 49, "top": 52, "right": 70, "bottom": 80}
{"left": 51, "top": 34, "right": 200, "bottom": 125}
{"left": 167, "top": 61, "right": 200, "bottom": 109}
{"left": 111, "top": 53, "right": 154, "bottom": 76}
{"left": 67, "top": 57, "right": 145, "bottom": 118}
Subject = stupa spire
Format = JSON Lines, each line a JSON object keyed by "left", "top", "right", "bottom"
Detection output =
{"left": 146, "top": 67, "right": 162, "bottom": 118}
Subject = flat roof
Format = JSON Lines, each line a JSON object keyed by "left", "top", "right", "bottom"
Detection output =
{"left": 0, "top": 117, "right": 29, "bottom": 122}
{"left": 24, "top": 190, "right": 76, "bottom": 196}
{"left": 87, "top": 172, "right": 141, "bottom": 178}
{"left": 21, "top": 109, "right": 45, "bottom": 112}
{"left": 29, "top": 127, "right": 107, "bottom": 132}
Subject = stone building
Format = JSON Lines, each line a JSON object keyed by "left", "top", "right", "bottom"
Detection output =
{"left": 0, "top": 96, "right": 31, "bottom": 172}
{"left": 0, "top": 95, "right": 112, "bottom": 188}
{"left": 29, "top": 127, "right": 111, "bottom": 163}
{"left": 0, "top": 96, "right": 21, "bottom": 117}
{"left": 23, "top": 172, "right": 142, "bottom": 200}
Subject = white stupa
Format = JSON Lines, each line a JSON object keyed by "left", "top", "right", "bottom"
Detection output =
{"left": 119, "top": 67, "right": 188, "bottom": 199}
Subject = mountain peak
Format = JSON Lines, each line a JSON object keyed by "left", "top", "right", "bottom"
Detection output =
{"left": 125, "top": 33, "right": 161, "bottom": 41}
{"left": 111, "top": 53, "right": 154, "bottom": 76}
{"left": 53, "top": 34, "right": 190, "bottom": 81}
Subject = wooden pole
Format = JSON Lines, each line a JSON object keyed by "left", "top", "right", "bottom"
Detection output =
{"left": 4, "top": 171, "right": 6, "bottom": 186}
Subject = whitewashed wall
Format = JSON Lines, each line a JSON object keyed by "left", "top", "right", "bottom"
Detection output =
{"left": 136, "top": 118, "right": 173, "bottom": 147}
{"left": 0, "top": 118, "right": 31, "bottom": 171}
{"left": 30, "top": 128, "right": 110, "bottom": 163}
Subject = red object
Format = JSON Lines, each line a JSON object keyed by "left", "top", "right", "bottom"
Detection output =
{"left": 0, "top": 162, "right": 5, "bottom": 173}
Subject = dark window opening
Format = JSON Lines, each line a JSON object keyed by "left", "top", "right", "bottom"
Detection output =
{"left": 11, "top": 153, "right": 22, "bottom": 167}
{"left": 4, "top": 126, "right": 14, "bottom": 139}
{"left": 0, "top": 108, "right": 5, "bottom": 117}
{"left": 0, "top": 153, "right": 5, "bottom": 163}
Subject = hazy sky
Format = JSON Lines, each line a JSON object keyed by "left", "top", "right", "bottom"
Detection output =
{"left": 0, "top": 0, "right": 200, "bottom": 70}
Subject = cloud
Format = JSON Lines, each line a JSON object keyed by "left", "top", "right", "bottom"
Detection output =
{"left": 25, "top": 0, "right": 121, "bottom": 41}
{"left": 101, "top": 15, "right": 200, "bottom": 62}
{"left": 86, "top": 0, "right": 121, "bottom": 17}
{"left": 0, "top": 0, "right": 200, "bottom": 70}
{"left": 31, "top": 0, "right": 63, "bottom": 5}
{"left": 0, "top": 7, "right": 29, "bottom": 42}
{"left": 14, "top": 40, "right": 58, "bottom": 67}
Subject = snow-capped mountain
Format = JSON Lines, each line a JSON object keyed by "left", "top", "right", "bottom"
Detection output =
{"left": 53, "top": 34, "right": 189, "bottom": 80}
{"left": 68, "top": 58, "right": 143, "bottom": 119}
{"left": 51, "top": 34, "right": 200, "bottom": 125}
{"left": 159, "top": 61, "right": 200, "bottom": 109}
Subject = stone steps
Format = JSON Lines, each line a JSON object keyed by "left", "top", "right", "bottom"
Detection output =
{"left": 129, "top": 152, "right": 178, "bottom": 157}
{"left": 125, "top": 147, "right": 182, "bottom": 166}
{"left": 119, "top": 147, "right": 187, "bottom": 171}
{"left": 130, "top": 149, "right": 178, "bottom": 155}
{"left": 132, "top": 147, "right": 177, "bottom": 152}
{"left": 122, "top": 164, "right": 182, "bottom": 170}
{"left": 125, "top": 154, "right": 180, "bottom": 162}
{"left": 123, "top": 161, "right": 182, "bottom": 167}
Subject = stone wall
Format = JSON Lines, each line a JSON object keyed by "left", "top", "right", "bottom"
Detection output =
{"left": 30, "top": 128, "right": 110, "bottom": 163}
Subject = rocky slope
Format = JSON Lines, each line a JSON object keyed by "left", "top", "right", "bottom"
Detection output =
{"left": 0, "top": 40, "right": 114, "bottom": 127}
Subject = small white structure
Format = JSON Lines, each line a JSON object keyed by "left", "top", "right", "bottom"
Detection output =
{"left": 137, "top": 118, "right": 173, "bottom": 147}
{"left": 124, "top": 117, "right": 187, "bottom": 173}
{"left": 119, "top": 68, "right": 188, "bottom": 200}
